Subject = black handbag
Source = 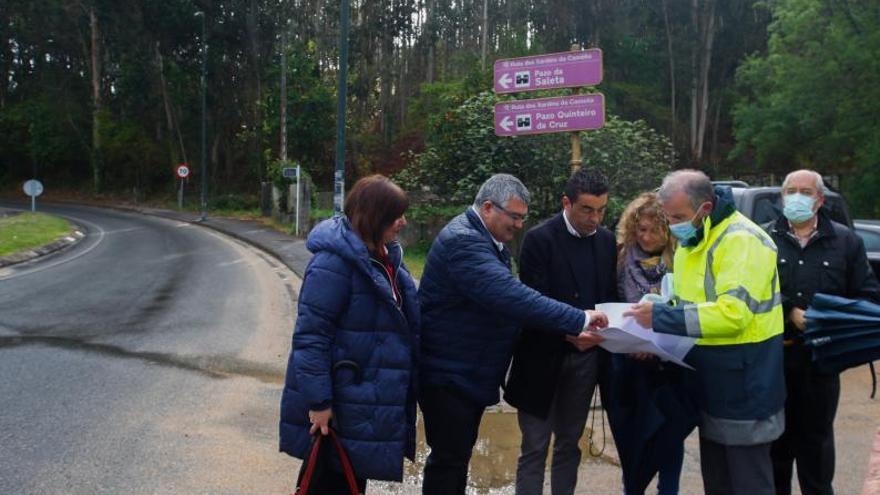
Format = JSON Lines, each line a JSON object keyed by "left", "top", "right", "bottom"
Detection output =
{"left": 294, "top": 428, "right": 361, "bottom": 495}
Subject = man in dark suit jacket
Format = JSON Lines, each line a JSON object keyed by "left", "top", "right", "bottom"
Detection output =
{"left": 504, "top": 168, "right": 618, "bottom": 495}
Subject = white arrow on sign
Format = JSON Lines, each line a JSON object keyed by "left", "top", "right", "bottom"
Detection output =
{"left": 500, "top": 116, "right": 513, "bottom": 132}
{"left": 498, "top": 73, "right": 512, "bottom": 89}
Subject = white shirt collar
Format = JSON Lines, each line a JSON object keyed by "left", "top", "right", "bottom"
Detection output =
{"left": 471, "top": 206, "right": 505, "bottom": 252}
{"left": 562, "top": 209, "right": 597, "bottom": 238}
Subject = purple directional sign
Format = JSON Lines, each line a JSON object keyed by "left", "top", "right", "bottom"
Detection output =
{"left": 494, "top": 49, "right": 603, "bottom": 94}
{"left": 494, "top": 94, "right": 605, "bottom": 137}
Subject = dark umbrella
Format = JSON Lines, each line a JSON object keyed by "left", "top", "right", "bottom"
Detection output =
{"left": 604, "top": 356, "right": 698, "bottom": 493}
{"left": 804, "top": 293, "right": 880, "bottom": 395}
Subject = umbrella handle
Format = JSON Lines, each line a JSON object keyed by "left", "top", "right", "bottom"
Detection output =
{"left": 870, "top": 362, "right": 877, "bottom": 400}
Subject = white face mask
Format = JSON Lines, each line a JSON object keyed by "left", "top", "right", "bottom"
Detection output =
{"left": 783, "top": 193, "right": 817, "bottom": 223}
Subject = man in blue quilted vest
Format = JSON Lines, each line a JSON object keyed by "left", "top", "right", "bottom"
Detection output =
{"left": 418, "top": 173, "right": 608, "bottom": 495}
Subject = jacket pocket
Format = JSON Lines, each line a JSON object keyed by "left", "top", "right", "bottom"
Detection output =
{"left": 777, "top": 257, "right": 791, "bottom": 283}
{"left": 819, "top": 257, "right": 846, "bottom": 295}
{"left": 693, "top": 348, "right": 748, "bottom": 418}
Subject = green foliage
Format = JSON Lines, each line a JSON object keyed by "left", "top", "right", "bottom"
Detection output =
{"left": 101, "top": 115, "right": 166, "bottom": 193}
{"left": 266, "top": 158, "right": 301, "bottom": 211}
{"left": 402, "top": 241, "right": 430, "bottom": 280}
{"left": 406, "top": 81, "right": 469, "bottom": 135}
{"left": 0, "top": 96, "right": 90, "bottom": 181}
{"left": 732, "top": 0, "right": 880, "bottom": 216}
{"left": 263, "top": 40, "right": 336, "bottom": 184}
{"left": 406, "top": 204, "right": 467, "bottom": 224}
{"left": 266, "top": 159, "right": 296, "bottom": 189}
{"left": 395, "top": 91, "right": 674, "bottom": 222}
{"left": 212, "top": 194, "right": 260, "bottom": 211}
{"left": 310, "top": 208, "right": 335, "bottom": 220}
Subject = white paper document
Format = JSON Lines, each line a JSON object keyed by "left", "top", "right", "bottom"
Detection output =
{"left": 594, "top": 302, "right": 696, "bottom": 370}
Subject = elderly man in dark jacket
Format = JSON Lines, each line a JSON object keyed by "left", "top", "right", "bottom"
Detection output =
{"left": 764, "top": 169, "right": 880, "bottom": 495}
{"left": 418, "top": 173, "right": 608, "bottom": 495}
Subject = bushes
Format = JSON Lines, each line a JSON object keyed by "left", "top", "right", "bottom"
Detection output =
{"left": 395, "top": 91, "right": 674, "bottom": 223}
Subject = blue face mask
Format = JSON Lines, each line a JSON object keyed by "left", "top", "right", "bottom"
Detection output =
{"left": 669, "top": 210, "right": 702, "bottom": 243}
{"left": 669, "top": 220, "right": 697, "bottom": 243}
{"left": 783, "top": 193, "right": 816, "bottom": 223}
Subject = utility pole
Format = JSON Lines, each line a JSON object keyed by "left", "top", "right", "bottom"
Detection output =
{"left": 280, "top": 26, "right": 288, "bottom": 163}
{"left": 196, "top": 11, "right": 208, "bottom": 221}
{"left": 570, "top": 43, "right": 583, "bottom": 173}
{"left": 333, "top": 0, "right": 350, "bottom": 214}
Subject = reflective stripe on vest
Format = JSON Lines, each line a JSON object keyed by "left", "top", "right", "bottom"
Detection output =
{"left": 704, "top": 222, "right": 780, "bottom": 309}
{"left": 685, "top": 221, "right": 781, "bottom": 338}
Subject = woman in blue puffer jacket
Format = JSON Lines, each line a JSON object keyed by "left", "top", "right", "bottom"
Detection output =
{"left": 279, "top": 175, "right": 420, "bottom": 493}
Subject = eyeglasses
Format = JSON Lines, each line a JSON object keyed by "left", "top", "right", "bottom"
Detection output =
{"left": 491, "top": 201, "right": 527, "bottom": 222}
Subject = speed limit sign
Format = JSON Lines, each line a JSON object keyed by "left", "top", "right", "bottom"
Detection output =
{"left": 176, "top": 164, "right": 190, "bottom": 179}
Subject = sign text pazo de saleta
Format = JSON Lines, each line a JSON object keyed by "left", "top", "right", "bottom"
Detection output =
{"left": 494, "top": 94, "right": 605, "bottom": 137}
{"left": 494, "top": 49, "right": 603, "bottom": 94}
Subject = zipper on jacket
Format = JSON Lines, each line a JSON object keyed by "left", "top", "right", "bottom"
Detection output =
{"left": 370, "top": 257, "right": 405, "bottom": 316}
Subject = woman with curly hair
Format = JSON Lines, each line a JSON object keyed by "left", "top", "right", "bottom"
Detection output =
{"left": 616, "top": 192, "right": 675, "bottom": 302}
{"left": 609, "top": 192, "right": 694, "bottom": 495}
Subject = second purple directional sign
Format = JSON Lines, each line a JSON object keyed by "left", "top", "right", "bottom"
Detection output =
{"left": 494, "top": 94, "right": 605, "bottom": 137}
{"left": 494, "top": 48, "right": 603, "bottom": 94}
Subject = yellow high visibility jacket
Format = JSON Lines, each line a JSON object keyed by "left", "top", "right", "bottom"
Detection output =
{"left": 653, "top": 186, "right": 785, "bottom": 446}
{"left": 672, "top": 211, "right": 783, "bottom": 345}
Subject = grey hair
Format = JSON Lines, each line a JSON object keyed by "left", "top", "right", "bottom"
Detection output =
{"left": 473, "top": 173, "right": 531, "bottom": 208}
{"left": 658, "top": 169, "right": 715, "bottom": 210}
{"left": 781, "top": 169, "right": 826, "bottom": 195}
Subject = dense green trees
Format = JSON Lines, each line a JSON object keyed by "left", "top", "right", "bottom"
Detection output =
{"left": 0, "top": 0, "right": 876, "bottom": 215}
{"left": 733, "top": 0, "right": 880, "bottom": 216}
{"left": 395, "top": 90, "right": 673, "bottom": 219}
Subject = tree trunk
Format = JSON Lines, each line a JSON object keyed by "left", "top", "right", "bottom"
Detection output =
{"left": 280, "top": 29, "right": 288, "bottom": 163}
{"left": 0, "top": 4, "right": 8, "bottom": 110}
{"left": 480, "top": 0, "right": 488, "bottom": 70}
{"left": 246, "top": 0, "right": 264, "bottom": 183}
{"left": 695, "top": 3, "right": 716, "bottom": 161}
{"left": 689, "top": 0, "right": 716, "bottom": 164}
{"left": 399, "top": 35, "right": 407, "bottom": 128}
{"left": 156, "top": 43, "right": 187, "bottom": 166}
{"left": 379, "top": 1, "right": 393, "bottom": 146}
{"left": 662, "top": 0, "right": 677, "bottom": 145}
{"left": 710, "top": 95, "right": 723, "bottom": 166}
{"left": 425, "top": 0, "right": 435, "bottom": 83}
{"left": 90, "top": 7, "right": 103, "bottom": 193}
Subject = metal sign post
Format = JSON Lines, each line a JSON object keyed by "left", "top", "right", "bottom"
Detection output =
{"left": 23, "top": 180, "right": 44, "bottom": 212}
{"left": 296, "top": 166, "right": 301, "bottom": 237}
{"left": 333, "top": 0, "right": 351, "bottom": 214}
{"left": 176, "top": 164, "right": 190, "bottom": 209}
{"left": 569, "top": 44, "right": 584, "bottom": 173}
{"left": 282, "top": 166, "right": 302, "bottom": 236}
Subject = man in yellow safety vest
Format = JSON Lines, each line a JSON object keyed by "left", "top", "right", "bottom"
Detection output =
{"left": 626, "top": 169, "right": 785, "bottom": 495}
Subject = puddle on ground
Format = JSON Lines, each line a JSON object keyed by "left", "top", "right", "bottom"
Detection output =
{"left": 371, "top": 409, "right": 617, "bottom": 494}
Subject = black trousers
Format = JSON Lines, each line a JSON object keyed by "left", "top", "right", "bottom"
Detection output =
{"left": 700, "top": 437, "right": 775, "bottom": 495}
{"left": 420, "top": 385, "right": 485, "bottom": 495}
{"left": 771, "top": 345, "right": 840, "bottom": 495}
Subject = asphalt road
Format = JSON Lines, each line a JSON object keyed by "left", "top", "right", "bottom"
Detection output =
{"left": 0, "top": 204, "right": 301, "bottom": 494}
{"left": 1, "top": 204, "right": 875, "bottom": 494}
